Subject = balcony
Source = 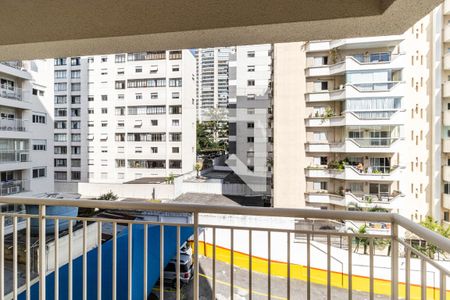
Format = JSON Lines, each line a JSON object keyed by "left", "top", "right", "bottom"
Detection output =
{"left": 444, "top": 82, "right": 450, "bottom": 98}
{"left": 306, "top": 138, "right": 403, "bottom": 153}
{"left": 305, "top": 54, "right": 405, "bottom": 77}
{"left": 444, "top": 139, "right": 450, "bottom": 153}
{"left": 305, "top": 192, "right": 346, "bottom": 206}
{"left": 305, "top": 165, "right": 402, "bottom": 181}
{"left": 444, "top": 110, "right": 450, "bottom": 126}
{"left": 445, "top": 25, "right": 450, "bottom": 43}
{"left": 443, "top": 193, "right": 450, "bottom": 210}
{"left": 0, "top": 197, "right": 446, "bottom": 299}
{"left": 305, "top": 81, "right": 405, "bottom": 103}
{"left": 305, "top": 111, "right": 405, "bottom": 127}
{"left": 0, "top": 119, "right": 26, "bottom": 132}
{"left": 0, "top": 179, "right": 26, "bottom": 196}
{"left": 444, "top": 166, "right": 450, "bottom": 182}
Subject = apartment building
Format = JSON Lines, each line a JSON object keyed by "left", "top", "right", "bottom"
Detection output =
{"left": 0, "top": 61, "right": 54, "bottom": 199}
{"left": 228, "top": 45, "right": 273, "bottom": 200}
{"left": 195, "top": 48, "right": 234, "bottom": 121}
{"left": 273, "top": 11, "right": 442, "bottom": 221}
{"left": 53, "top": 50, "right": 196, "bottom": 185}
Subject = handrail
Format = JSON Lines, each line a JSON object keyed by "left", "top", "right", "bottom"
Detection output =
{"left": 0, "top": 196, "right": 449, "bottom": 253}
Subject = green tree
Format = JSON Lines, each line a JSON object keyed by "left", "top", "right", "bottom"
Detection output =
{"left": 417, "top": 216, "right": 450, "bottom": 258}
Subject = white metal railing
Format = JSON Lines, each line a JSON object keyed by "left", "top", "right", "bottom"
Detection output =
{"left": 0, "top": 197, "right": 447, "bottom": 299}
{"left": 0, "top": 181, "right": 26, "bottom": 196}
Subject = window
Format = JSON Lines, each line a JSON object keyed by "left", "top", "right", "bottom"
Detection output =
{"left": 172, "top": 65, "right": 180, "bottom": 72}
{"left": 117, "top": 94, "right": 124, "bottom": 100}
{"left": 71, "top": 121, "right": 81, "bottom": 129}
{"left": 172, "top": 147, "right": 179, "bottom": 153}
{"left": 150, "top": 65, "right": 158, "bottom": 73}
{"left": 247, "top": 137, "right": 254, "bottom": 143}
{"left": 32, "top": 140, "right": 47, "bottom": 151}
{"left": 117, "top": 121, "right": 124, "bottom": 128}
{"left": 54, "top": 83, "right": 67, "bottom": 92}
{"left": 117, "top": 68, "right": 125, "bottom": 75}
{"left": 101, "top": 108, "right": 108, "bottom": 114}
{"left": 88, "top": 96, "right": 94, "bottom": 102}
{"left": 247, "top": 51, "right": 255, "bottom": 58}
{"left": 169, "top": 50, "right": 182, "bottom": 60}
{"left": 101, "top": 147, "right": 108, "bottom": 153}
{"left": 169, "top": 160, "right": 182, "bottom": 169}
{"left": 115, "top": 54, "right": 126, "bottom": 63}
{"left": 55, "top": 95, "right": 67, "bottom": 104}
{"left": 88, "top": 109, "right": 94, "bottom": 114}
{"left": 87, "top": 57, "right": 94, "bottom": 63}
{"left": 135, "top": 66, "right": 143, "bottom": 73}
{"left": 101, "top": 95, "right": 108, "bottom": 101}
{"left": 127, "top": 78, "right": 166, "bottom": 88}
{"left": 71, "top": 146, "right": 81, "bottom": 154}
{"left": 247, "top": 80, "right": 255, "bottom": 86}
{"left": 71, "top": 70, "right": 81, "bottom": 79}
{"left": 54, "top": 58, "right": 66, "bottom": 66}
{"left": 71, "top": 171, "right": 81, "bottom": 181}
{"left": 71, "top": 57, "right": 80, "bottom": 66}
{"left": 32, "top": 167, "right": 46, "bottom": 178}
{"left": 54, "top": 146, "right": 67, "bottom": 154}
{"left": 151, "top": 147, "right": 158, "bottom": 154}
{"left": 54, "top": 70, "right": 67, "bottom": 79}
{"left": 101, "top": 57, "right": 108, "bottom": 63}
{"left": 247, "top": 122, "right": 254, "bottom": 128}
{"left": 118, "top": 146, "right": 125, "bottom": 153}
{"left": 54, "top": 134, "right": 67, "bottom": 142}
{"left": 32, "top": 114, "right": 46, "bottom": 124}
{"left": 101, "top": 121, "right": 108, "bottom": 127}
{"left": 116, "top": 159, "right": 125, "bottom": 168}
{"left": 101, "top": 160, "right": 108, "bottom": 166}
{"left": 54, "top": 159, "right": 67, "bottom": 167}
{"left": 128, "top": 160, "right": 166, "bottom": 169}
{"left": 88, "top": 159, "right": 94, "bottom": 166}
{"left": 88, "top": 146, "right": 94, "bottom": 153}
{"left": 101, "top": 69, "right": 108, "bottom": 75}
{"left": 71, "top": 96, "right": 81, "bottom": 104}
{"left": 313, "top": 181, "right": 327, "bottom": 191}
{"left": 115, "top": 81, "right": 126, "bottom": 89}
{"left": 71, "top": 108, "right": 80, "bottom": 117}
{"left": 170, "top": 133, "right": 182, "bottom": 142}
{"left": 172, "top": 119, "right": 180, "bottom": 126}
{"left": 247, "top": 65, "right": 255, "bottom": 72}
{"left": 115, "top": 133, "right": 125, "bottom": 142}
{"left": 151, "top": 92, "right": 158, "bottom": 99}
{"left": 247, "top": 94, "right": 256, "bottom": 101}
{"left": 54, "top": 121, "right": 66, "bottom": 129}
{"left": 172, "top": 92, "right": 180, "bottom": 99}
{"left": 71, "top": 134, "right": 81, "bottom": 142}
{"left": 151, "top": 120, "right": 158, "bottom": 126}
{"left": 54, "top": 171, "right": 67, "bottom": 181}
{"left": 169, "top": 105, "right": 182, "bottom": 114}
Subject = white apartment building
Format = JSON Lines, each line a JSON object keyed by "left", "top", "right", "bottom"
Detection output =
{"left": 0, "top": 60, "right": 54, "bottom": 200}
{"left": 195, "top": 47, "right": 234, "bottom": 121}
{"left": 53, "top": 50, "right": 196, "bottom": 185}
{"left": 273, "top": 11, "right": 443, "bottom": 221}
{"left": 228, "top": 45, "right": 273, "bottom": 200}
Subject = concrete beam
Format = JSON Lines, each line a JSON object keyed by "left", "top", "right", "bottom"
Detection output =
{"left": 0, "top": 0, "right": 442, "bottom": 59}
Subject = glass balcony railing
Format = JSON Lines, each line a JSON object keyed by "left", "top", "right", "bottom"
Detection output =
{"left": 0, "top": 85, "right": 23, "bottom": 101}
{"left": 350, "top": 137, "right": 399, "bottom": 147}
{"left": 0, "top": 179, "right": 26, "bottom": 196}
{"left": 0, "top": 119, "right": 26, "bottom": 132}
{"left": 0, "top": 150, "right": 29, "bottom": 163}
{"left": 351, "top": 81, "right": 401, "bottom": 92}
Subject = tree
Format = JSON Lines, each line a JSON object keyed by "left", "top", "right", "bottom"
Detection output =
{"left": 98, "top": 191, "right": 118, "bottom": 201}
{"left": 194, "top": 162, "right": 202, "bottom": 178}
{"left": 416, "top": 216, "right": 450, "bottom": 258}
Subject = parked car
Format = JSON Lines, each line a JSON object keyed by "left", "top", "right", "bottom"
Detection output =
{"left": 164, "top": 253, "right": 193, "bottom": 286}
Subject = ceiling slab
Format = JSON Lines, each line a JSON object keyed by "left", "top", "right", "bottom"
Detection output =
{"left": 0, "top": 0, "right": 442, "bottom": 60}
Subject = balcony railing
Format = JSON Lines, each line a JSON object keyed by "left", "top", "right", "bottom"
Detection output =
{"left": 0, "top": 119, "right": 26, "bottom": 132}
{"left": 0, "top": 180, "right": 26, "bottom": 196}
{"left": 350, "top": 137, "right": 399, "bottom": 148}
{"left": 0, "top": 85, "right": 23, "bottom": 101}
{"left": 0, "top": 197, "right": 446, "bottom": 299}
{"left": 0, "top": 150, "right": 29, "bottom": 164}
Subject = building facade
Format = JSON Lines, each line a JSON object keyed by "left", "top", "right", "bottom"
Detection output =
{"left": 53, "top": 50, "right": 196, "bottom": 185}
{"left": 228, "top": 45, "right": 273, "bottom": 200}
{"left": 273, "top": 11, "right": 443, "bottom": 222}
{"left": 195, "top": 48, "right": 234, "bottom": 122}
{"left": 0, "top": 60, "right": 54, "bottom": 199}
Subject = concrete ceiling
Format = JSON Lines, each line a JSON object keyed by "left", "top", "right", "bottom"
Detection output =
{"left": 0, "top": 0, "right": 442, "bottom": 60}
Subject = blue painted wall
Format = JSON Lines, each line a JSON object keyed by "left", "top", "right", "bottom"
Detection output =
{"left": 19, "top": 224, "right": 193, "bottom": 299}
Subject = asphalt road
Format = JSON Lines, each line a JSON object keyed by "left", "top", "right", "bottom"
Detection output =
{"left": 152, "top": 256, "right": 389, "bottom": 300}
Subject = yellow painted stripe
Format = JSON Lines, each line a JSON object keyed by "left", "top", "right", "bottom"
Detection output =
{"left": 193, "top": 241, "right": 450, "bottom": 300}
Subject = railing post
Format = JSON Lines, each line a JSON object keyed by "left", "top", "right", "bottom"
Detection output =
{"left": 39, "top": 205, "right": 46, "bottom": 300}
{"left": 193, "top": 212, "right": 199, "bottom": 300}
{"left": 391, "top": 222, "right": 398, "bottom": 300}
